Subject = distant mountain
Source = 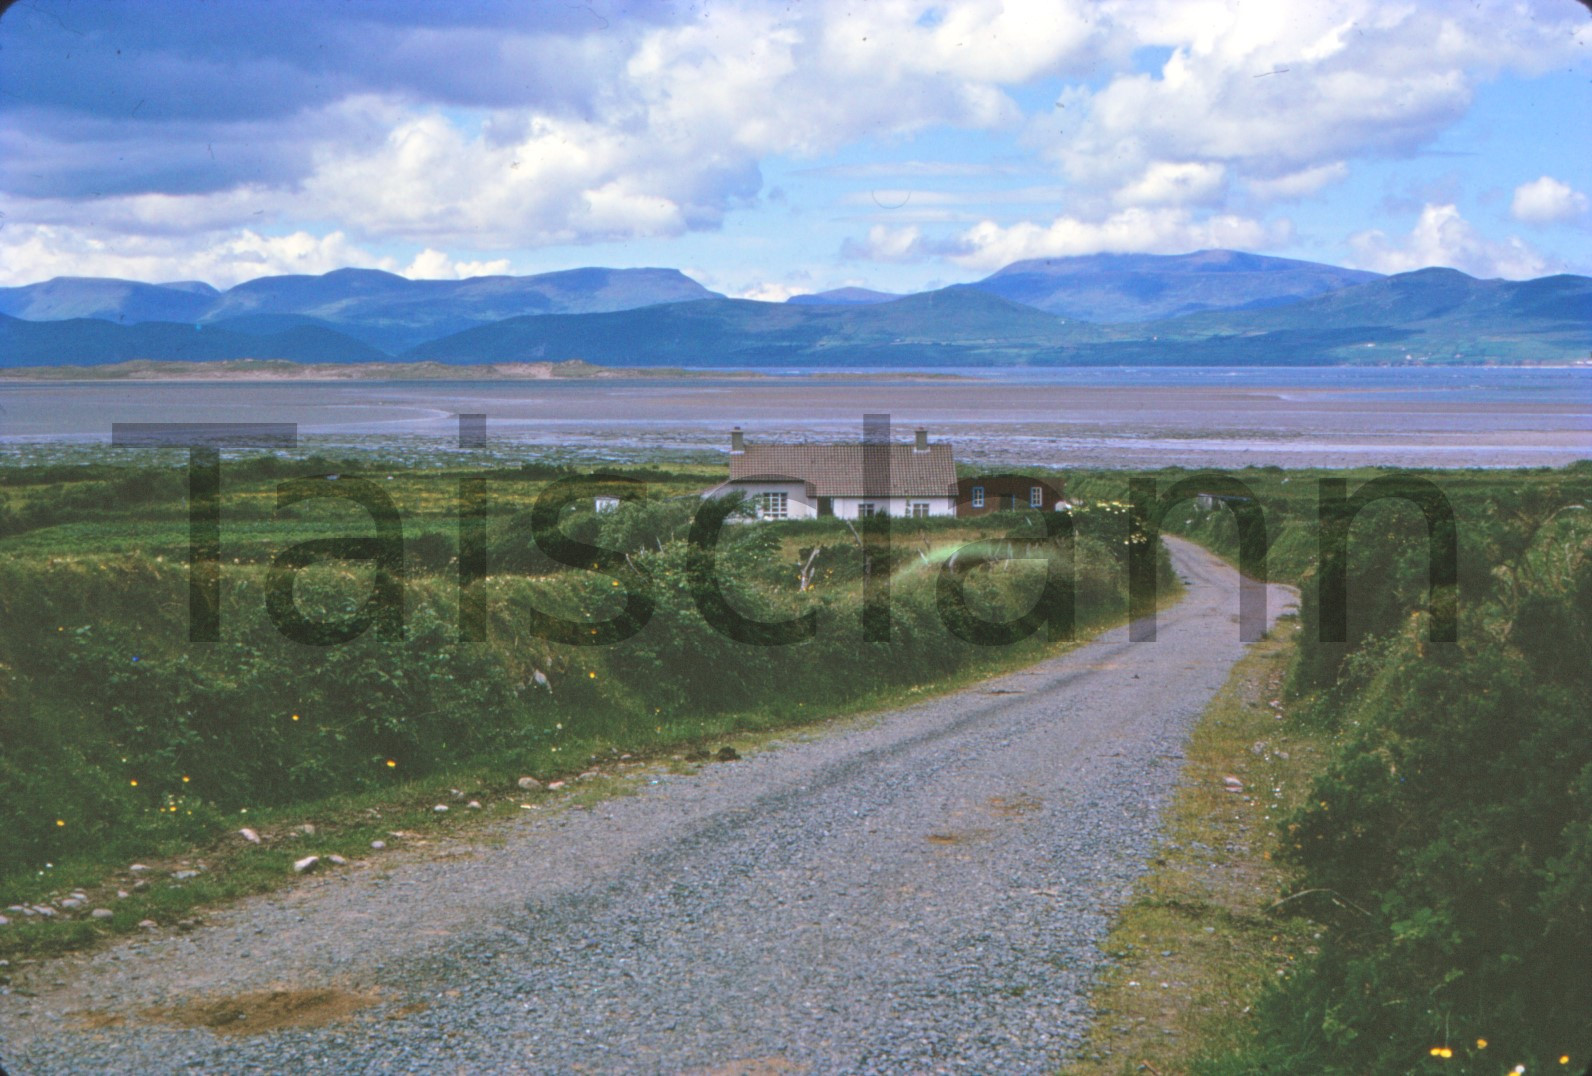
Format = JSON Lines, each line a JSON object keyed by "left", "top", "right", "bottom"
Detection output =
{"left": 0, "top": 266, "right": 721, "bottom": 353}
{"left": 0, "top": 277, "right": 219, "bottom": 324}
{"left": 786, "top": 287, "right": 901, "bottom": 306}
{"left": 403, "top": 287, "right": 1107, "bottom": 367}
{"left": 1, "top": 256, "right": 1584, "bottom": 369}
{"left": 970, "top": 249, "right": 1383, "bottom": 322}
{"left": 1122, "top": 267, "right": 1592, "bottom": 364}
{"left": 0, "top": 314, "right": 389, "bottom": 367}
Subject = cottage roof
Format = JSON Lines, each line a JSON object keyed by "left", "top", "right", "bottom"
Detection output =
{"left": 727, "top": 442, "right": 957, "bottom": 498}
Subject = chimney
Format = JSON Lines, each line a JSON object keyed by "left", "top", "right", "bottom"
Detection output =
{"left": 730, "top": 427, "right": 745, "bottom": 454}
{"left": 914, "top": 427, "right": 929, "bottom": 452}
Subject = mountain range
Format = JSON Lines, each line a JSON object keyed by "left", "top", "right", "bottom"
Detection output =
{"left": 1, "top": 251, "right": 1587, "bottom": 369}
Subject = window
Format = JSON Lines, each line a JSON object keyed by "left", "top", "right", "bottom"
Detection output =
{"left": 909, "top": 502, "right": 931, "bottom": 518}
{"left": 757, "top": 491, "right": 788, "bottom": 519}
{"left": 857, "top": 502, "right": 876, "bottom": 517}
{"left": 1030, "top": 485, "right": 1044, "bottom": 508}
{"left": 971, "top": 486, "right": 985, "bottom": 509}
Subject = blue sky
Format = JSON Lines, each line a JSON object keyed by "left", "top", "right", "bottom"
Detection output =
{"left": 1, "top": 0, "right": 1587, "bottom": 296}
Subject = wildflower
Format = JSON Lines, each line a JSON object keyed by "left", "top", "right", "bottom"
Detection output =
{"left": 1477, "top": 1040, "right": 1488, "bottom": 1049}
{"left": 129, "top": 779, "right": 139, "bottom": 787}
{"left": 385, "top": 759, "right": 397, "bottom": 768}
{"left": 55, "top": 819, "right": 65, "bottom": 827}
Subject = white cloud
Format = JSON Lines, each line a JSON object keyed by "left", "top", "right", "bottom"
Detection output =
{"left": 840, "top": 204, "right": 1301, "bottom": 270}
{"left": 943, "top": 208, "right": 1291, "bottom": 270}
{"left": 733, "top": 281, "right": 807, "bottom": 303}
{"left": 1247, "top": 162, "right": 1349, "bottom": 202}
{"left": 849, "top": 224, "right": 929, "bottom": 263}
{"left": 0, "top": 225, "right": 397, "bottom": 288}
{"left": 1115, "top": 162, "right": 1227, "bottom": 207}
{"left": 401, "top": 249, "right": 513, "bottom": 279}
{"left": 1349, "top": 204, "right": 1555, "bottom": 279}
{"left": 1511, "top": 176, "right": 1589, "bottom": 224}
{"left": 1039, "top": 0, "right": 1586, "bottom": 202}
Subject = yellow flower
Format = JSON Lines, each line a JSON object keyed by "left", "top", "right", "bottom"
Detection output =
{"left": 129, "top": 779, "right": 139, "bottom": 787}
{"left": 385, "top": 759, "right": 397, "bottom": 768}
{"left": 55, "top": 819, "right": 66, "bottom": 827}
{"left": 181, "top": 776, "right": 190, "bottom": 783}
{"left": 1477, "top": 1040, "right": 1488, "bottom": 1049}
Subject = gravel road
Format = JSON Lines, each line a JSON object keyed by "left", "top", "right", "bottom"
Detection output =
{"left": 0, "top": 537, "right": 1295, "bottom": 1075}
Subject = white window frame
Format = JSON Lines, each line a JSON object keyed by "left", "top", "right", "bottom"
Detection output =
{"left": 857, "top": 502, "right": 877, "bottom": 517}
{"left": 757, "top": 491, "right": 788, "bottom": 519}
{"left": 971, "top": 486, "right": 985, "bottom": 509}
{"left": 909, "top": 502, "right": 930, "bottom": 518}
{"left": 1029, "top": 485, "right": 1044, "bottom": 508}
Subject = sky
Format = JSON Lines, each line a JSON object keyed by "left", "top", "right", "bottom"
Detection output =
{"left": 1, "top": 0, "right": 1588, "bottom": 298}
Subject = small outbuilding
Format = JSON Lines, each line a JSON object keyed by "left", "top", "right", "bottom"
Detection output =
{"left": 955, "top": 475, "right": 1067, "bottom": 517}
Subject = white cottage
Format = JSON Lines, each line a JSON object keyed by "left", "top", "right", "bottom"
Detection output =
{"left": 704, "top": 427, "right": 958, "bottom": 520}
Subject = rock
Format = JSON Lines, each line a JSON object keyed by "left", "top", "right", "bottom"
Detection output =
{"left": 517, "top": 777, "right": 543, "bottom": 792}
{"left": 60, "top": 898, "right": 84, "bottom": 909}
{"left": 370, "top": 840, "right": 387, "bottom": 851}
{"left": 326, "top": 855, "right": 348, "bottom": 866}
{"left": 117, "top": 890, "right": 129, "bottom": 900}
{"left": 717, "top": 746, "right": 741, "bottom": 762}
{"left": 293, "top": 856, "right": 320, "bottom": 874}
{"left": 433, "top": 804, "right": 450, "bottom": 814}
{"left": 128, "top": 864, "right": 151, "bottom": 873}
{"left": 449, "top": 788, "right": 465, "bottom": 801}
{"left": 239, "top": 827, "right": 261, "bottom": 844}
{"left": 0, "top": 915, "right": 9, "bottom": 927}
{"left": 297, "top": 823, "right": 316, "bottom": 836}
{"left": 137, "top": 919, "right": 158, "bottom": 930}
{"left": 532, "top": 669, "right": 550, "bottom": 691}
{"left": 466, "top": 801, "right": 482, "bottom": 810}
{"left": 91, "top": 909, "right": 114, "bottom": 920}
{"left": 578, "top": 770, "right": 600, "bottom": 780}
{"left": 132, "top": 880, "right": 151, "bottom": 893}
{"left": 1222, "top": 776, "right": 1244, "bottom": 792}
{"left": 33, "top": 906, "right": 56, "bottom": 918}
{"left": 546, "top": 780, "right": 566, "bottom": 791}
{"left": 172, "top": 870, "right": 200, "bottom": 880}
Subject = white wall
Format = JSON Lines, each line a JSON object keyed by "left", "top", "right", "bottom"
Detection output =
{"left": 705, "top": 484, "right": 955, "bottom": 520}
{"left": 831, "top": 496, "right": 955, "bottom": 520}
{"left": 709, "top": 481, "right": 817, "bottom": 519}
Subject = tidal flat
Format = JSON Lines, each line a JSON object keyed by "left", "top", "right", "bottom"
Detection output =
{"left": 1, "top": 365, "right": 1586, "bottom": 469}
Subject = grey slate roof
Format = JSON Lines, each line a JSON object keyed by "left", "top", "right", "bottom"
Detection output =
{"left": 727, "top": 442, "right": 957, "bottom": 498}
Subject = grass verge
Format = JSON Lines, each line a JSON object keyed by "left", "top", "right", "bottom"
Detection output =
{"left": 1063, "top": 614, "right": 1327, "bottom": 1074}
